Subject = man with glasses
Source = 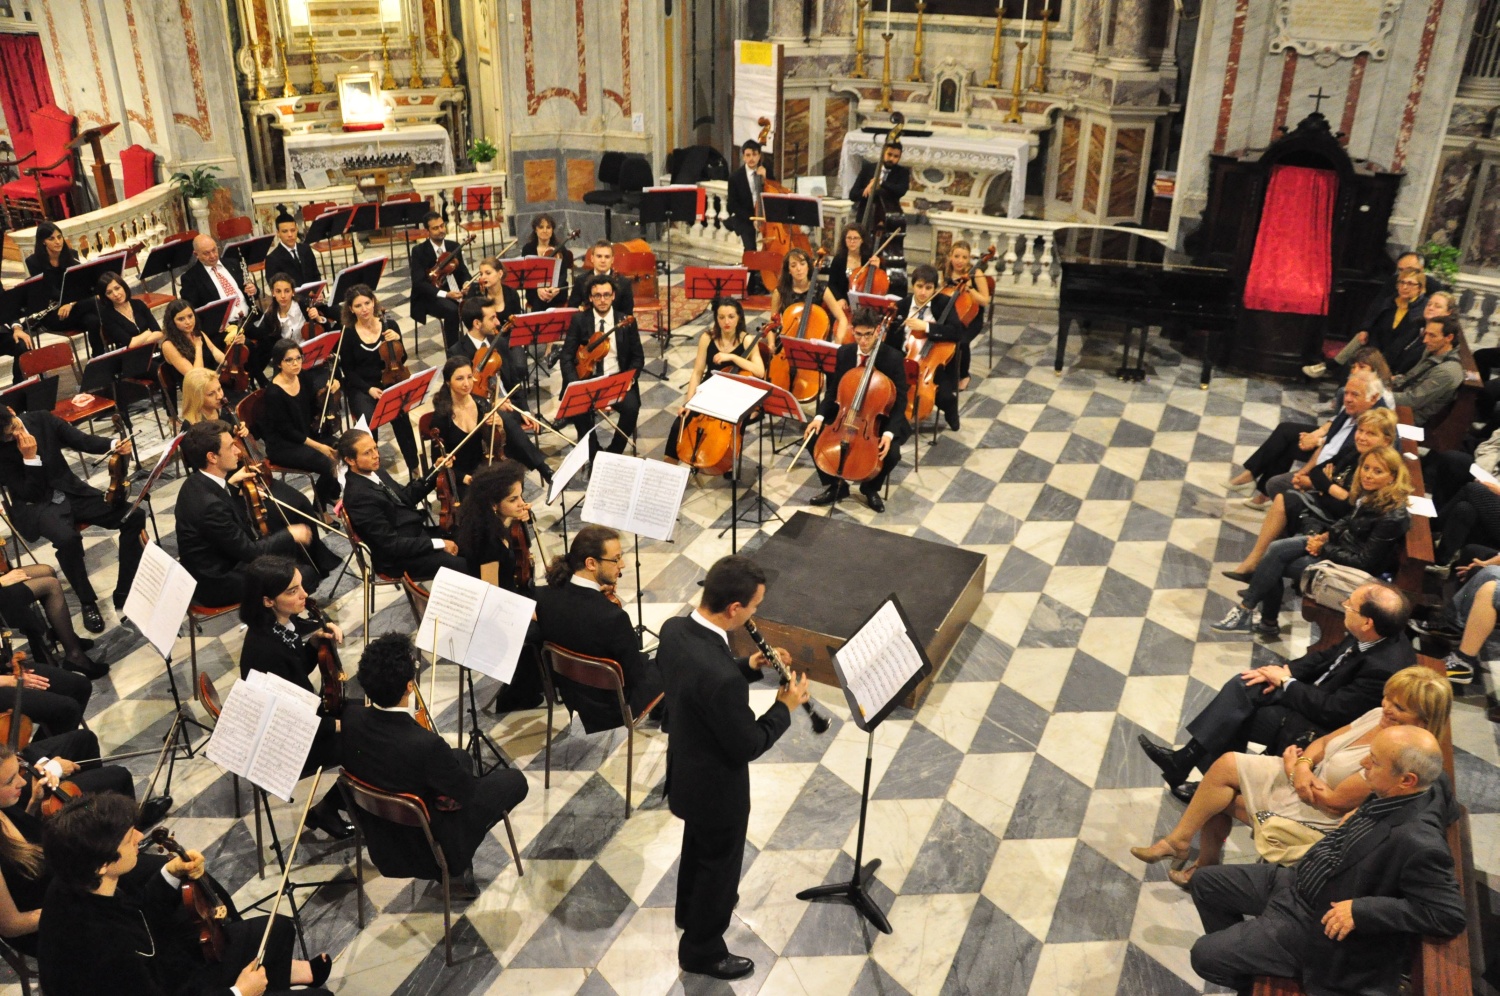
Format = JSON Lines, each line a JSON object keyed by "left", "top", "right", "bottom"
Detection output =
{"left": 533, "top": 524, "right": 662, "bottom": 731}
{"left": 802, "top": 306, "right": 910, "bottom": 513}
{"left": 560, "top": 275, "right": 643, "bottom": 455}
{"left": 181, "top": 234, "right": 258, "bottom": 321}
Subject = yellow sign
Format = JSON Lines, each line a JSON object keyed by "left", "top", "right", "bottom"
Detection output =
{"left": 740, "top": 41, "right": 774, "bottom": 66}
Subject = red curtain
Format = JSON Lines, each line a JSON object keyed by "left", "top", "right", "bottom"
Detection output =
{"left": 1242, "top": 164, "right": 1337, "bottom": 315}
{"left": 0, "top": 33, "right": 55, "bottom": 142}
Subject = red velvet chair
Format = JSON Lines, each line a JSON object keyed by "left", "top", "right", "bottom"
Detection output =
{"left": 119, "top": 144, "right": 158, "bottom": 199}
{"left": 2, "top": 104, "right": 76, "bottom": 222}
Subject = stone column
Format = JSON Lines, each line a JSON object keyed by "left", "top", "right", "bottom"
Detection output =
{"left": 1073, "top": 0, "right": 1104, "bottom": 57}
{"left": 1106, "top": 0, "right": 1152, "bottom": 70}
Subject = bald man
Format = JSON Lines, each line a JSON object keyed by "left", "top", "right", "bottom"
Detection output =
{"left": 180, "top": 234, "right": 258, "bottom": 321}
{"left": 1190, "top": 726, "right": 1465, "bottom": 995}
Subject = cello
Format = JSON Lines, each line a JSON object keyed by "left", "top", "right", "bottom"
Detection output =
{"left": 768, "top": 251, "right": 832, "bottom": 402}
{"left": 906, "top": 245, "right": 998, "bottom": 422}
{"left": 673, "top": 320, "right": 775, "bottom": 475}
{"left": 850, "top": 230, "right": 902, "bottom": 297}
{"left": 858, "top": 112, "right": 906, "bottom": 239}
{"left": 813, "top": 315, "right": 898, "bottom": 485}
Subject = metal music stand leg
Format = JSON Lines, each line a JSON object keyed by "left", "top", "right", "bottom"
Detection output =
{"left": 156, "top": 652, "right": 212, "bottom": 798}
{"left": 721, "top": 417, "right": 783, "bottom": 539}
{"left": 462, "top": 665, "right": 510, "bottom": 774}
{"left": 795, "top": 726, "right": 891, "bottom": 933}
{"left": 630, "top": 532, "right": 659, "bottom": 647}
{"left": 645, "top": 214, "right": 674, "bottom": 381}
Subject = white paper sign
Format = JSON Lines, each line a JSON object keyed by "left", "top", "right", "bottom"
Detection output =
{"left": 1407, "top": 495, "right": 1438, "bottom": 518}
{"left": 1397, "top": 424, "right": 1425, "bottom": 442}
{"left": 415, "top": 566, "right": 536, "bottom": 683}
{"left": 1471, "top": 463, "right": 1499, "bottom": 487}
{"left": 122, "top": 542, "right": 198, "bottom": 659}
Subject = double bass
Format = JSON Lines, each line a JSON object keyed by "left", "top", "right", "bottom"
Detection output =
{"left": 858, "top": 112, "right": 907, "bottom": 240}
{"left": 751, "top": 116, "right": 812, "bottom": 289}
{"left": 813, "top": 315, "right": 898, "bottom": 485}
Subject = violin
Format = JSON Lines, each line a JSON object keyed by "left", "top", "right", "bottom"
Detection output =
{"left": 471, "top": 316, "right": 515, "bottom": 401}
{"left": 240, "top": 467, "right": 272, "bottom": 537}
{"left": 0, "top": 642, "right": 33, "bottom": 753}
{"left": 148, "top": 827, "right": 229, "bottom": 963}
{"left": 104, "top": 413, "right": 132, "bottom": 508}
{"left": 599, "top": 583, "right": 623, "bottom": 607}
{"left": 412, "top": 680, "right": 433, "bottom": 731}
{"left": 942, "top": 245, "right": 997, "bottom": 327}
{"left": 427, "top": 233, "right": 478, "bottom": 287}
{"left": 538, "top": 228, "right": 580, "bottom": 259}
{"left": 858, "top": 112, "right": 906, "bottom": 240}
{"left": 575, "top": 315, "right": 638, "bottom": 380}
{"left": 303, "top": 597, "right": 345, "bottom": 717}
{"left": 479, "top": 407, "right": 507, "bottom": 470}
{"left": 508, "top": 520, "right": 533, "bottom": 589}
{"left": 813, "top": 315, "right": 898, "bottom": 484}
{"left": 425, "top": 428, "right": 461, "bottom": 535}
{"left": 378, "top": 326, "right": 410, "bottom": 388}
{"left": 217, "top": 315, "right": 252, "bottom": 397}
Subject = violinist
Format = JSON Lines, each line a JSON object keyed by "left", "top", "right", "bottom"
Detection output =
{"left": 520, "top": 213, "right": 573, "bottom": 310}
{"left": 454, "top": 461, "right": 535, "bottom": 593}
{"left": 896, "top": 263, "right": 965, "bottom": 431}
{"left": 263, "top": 212, "right": 323, "bottom": 288}
{"left": 337, "top": 284, "right": 421, "bottom": 479}
{"left": 159, "top": 299, "right": 228, "bottom": 383}
{"left": 251, "top": 272, "right": 326, "bottom": 372}
{"left": 534, "top": 525, "right": 664, "bottom": 734}
{"left": 411, "top": 211, "right": 472, "bottom": 348}
{"left": 663, "top": 298, "right": 766, "bottom": 461}
{"left": 803, "top": 307, "right": 910, "bottom": 513}
{"left": 431, "top": 354, "right": 551, "bottom": 491}
{"left": 769, "top": 248, "right": 849, "bottom": 343}
{"left": 22, "top": 223, "right": 82, "bottom": 333}
{"left": 847, "top": 141, "right": 910, "bottom": 229}
{"left": 0, "top": 561, "right": 107, "bottom": 681}
{"left": 561, "top": 277, "right": 644, "bottom": 456}
{"left": 458, "top": 258, "right": 527, "bottom": 391}
{"left": 725, "top": 139, "right": 768, "bottom": 257}
{"left": 238, "top": 556, "right": 353, "bottom": 839}
{"left": 340, "top": 633, "right": 529, "bottom": 900}
{"left": 565, "top": 241, "right": 635, "bottom": 315}
{"left": 69, "top": 272, "right": 163, "bottom": 357}
{"left": 0, "top": 406, "right": 145, "bottom": 634}
{"left": 941, "top": 241, "right": 992, "bottom": 391}
{"left": 261, "top": 338, "right": 342, "bottom": 506}
{"left": 337, "top": 429, "right": 465, "bottom": 581}
{"left": 180, "top": 234, "right": 257, "bottom": 322}
{"left": 39, "top": 792, "right": 335, "bottom": 996}
{"left": 825, "top": 223, "right": 874, "bottom": 309}
{"left": 174, "top": 421, "right": 336, "bottom": 609}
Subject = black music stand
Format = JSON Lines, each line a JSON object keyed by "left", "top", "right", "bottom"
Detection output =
{"left": 638, "top": 185, "right": 700, "bottom": 375}
{"left": 370, "top": 368, "right": 436, "bottom": 431}
{"left": 347, "top": 202, "right": 380, "bottom": 237}
{"left": 762, "top": 193, "right": 822, "bottom": 235}
{"left": 677, "top": 374, "right": 767, "bottom": 552}
{"left": 298, "top": 330, "right": 341, "bottom": 371}
{"left": 556, "top": 369, "right": 638, "bottom": 455}
{"left": 60, "top": 253, "right": 130, "bottom": 309}
{"left": 306, "top": 207, "right": 357, "bottom": 270}
{"left": 225, "top": 234, "right": 275, "bottom": 274}
{"left": 379, "top": 200, "right": 429, "bottom": 233}
{"left": 139, "top": 238, "right": 198, "bottom": 300}
{"left": 718, "top": 372, "right": 801, "bottom": 536}
{"left": 0, "top": 277, "right": 41, "bottom": 327}
{"left": 194, "top": 297, "right": 235, "bottom": 340}
{"left": 797, "top": 594, "right": 932, "bottom": 934}
{"left": 778, "top": 336, "right": 840, "bottom": 450}
{"left": 682, "top": 266, "right": 749, "bottom": 304}
{"left": 509, "top": 308, "right": 573, "bottom": 416}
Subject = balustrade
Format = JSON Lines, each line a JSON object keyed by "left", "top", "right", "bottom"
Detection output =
{"left": 9, "top": 182, "right": 186, "bottom": 262}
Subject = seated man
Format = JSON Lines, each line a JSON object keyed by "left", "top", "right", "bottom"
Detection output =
{"left": 175, "top": 420, "right": 336, "bottom": 607}
{"left": 1140, "top": 582, "right": 1413, "bottom": 801}
{"left": 263, "top": 211, "right": 323, "bottom": 288}
{"left": 340, "top": 632, "right": 529, "bottom": 899}
{"left": 560, "top": 277, "right": 644, "bottom": 456}
{"left": 565, "top": 241, "right": 636, "bottom": 315}
{"left": 534, "top": 525, "right": 663, "bottom": 732}
{"left": 1189, "top": 726, "right": 1465, "bottom": 996}
{"left": 410, "top": 211, "right": 472, "bottom": 348}
{"left": 1391, "top": 314, "right": 1465, "bottom": 426}
{"left": 180, "top": 234, "right": 256, "bottom": 322}
{"left": 338, "top": 428, "right": 465, "bottom": 581}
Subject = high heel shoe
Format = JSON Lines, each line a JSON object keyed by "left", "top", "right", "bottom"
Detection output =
{"left": 1129, "top": 840, "right": 1190, "bottom": 867}
{"left": 1167, "top": 861, "right": 1201, "bottom": 889}
{"left": 309, "top": 953, "right": 333, "bottom": 987}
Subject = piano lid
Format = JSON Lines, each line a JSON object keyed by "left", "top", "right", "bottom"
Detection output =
{"left": 1054, "top": 226, "right": 1226, "bottom": 274}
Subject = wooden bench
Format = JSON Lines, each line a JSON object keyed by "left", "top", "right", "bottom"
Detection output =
{"left": 1423, "top": 334, "right": 1484, "bottom": 456}
{"left": 1251, "top": 654, "right": 1477, "bottom": 995}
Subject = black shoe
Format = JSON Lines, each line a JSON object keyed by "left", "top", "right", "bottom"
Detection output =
{"left": 309, "top": 953, "right": 333, "bottom": 988}
{"left": 1221, "top": 569, "right": 1254, "bottom": 583}
{"left": 450, "top": 870, "right": 481, "bottom": 900}
{"left": 865, "top": 492, "right": 886, "bottom": 514}
{"left": 1170, "top": 781, "right": 1199, "bottom": 805}
{"left": 809, "top": 483, "right": 848, "bottom": 507}
{"left": 681, "top": 955, "right": 754, "bottom": 981}
{"left": 945, "top": 411, "right": 960, "bottom": 432}
{"left": 76, "top": 638, "right": 95, "bottom": 651}
{"left": 81, "top": 603, "right": 105, "bottom": 634}
{"left": 1137, "top": 734, "right": 1191, "bottom": 786}
{"left": 135, "top": 795, "right": 173, "bottom": 831}
{"left": 303, "top": 808, "right": 356, "bottom": 840}
{"left": 1410, "top": 617, "right": 1462, "bottom": 642}
{"left": 64, "top": 654, "right": 109, "bottom": 681}
{"left": 112, "top": 590, "right": 128, "bottom": 611}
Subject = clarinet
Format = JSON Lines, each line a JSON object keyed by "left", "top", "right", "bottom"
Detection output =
{"left": 744, "top": 620, "right": 829, "bottom": 734}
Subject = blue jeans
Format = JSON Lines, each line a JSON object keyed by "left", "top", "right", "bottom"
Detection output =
{"left": 1454, "top": 565, "right": 1500, "bottom": 659}
{"left": 1242, "top": 536, "right": 1316, "bottom": 624}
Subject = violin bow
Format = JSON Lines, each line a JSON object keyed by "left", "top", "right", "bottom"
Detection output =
{"left": 315, "top": 328, "right": 349, "bottom": 430}
{"left": 254, "top": 768, "right": 322, "bottom": 970}
{"left": 252, "top": 481, "right": 350, "bottom": 539}
{"left": 419, "top": 383, "right": 526, "bottom": 485}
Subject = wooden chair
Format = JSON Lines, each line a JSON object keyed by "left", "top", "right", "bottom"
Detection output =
{"left": 541, "top": 642, "right": 664, "bottom": 816}
{"left": 234, "top": 389, "right": 318, "bottom": 492}
{"left": 186, "top": 601, "right": 239, "bottom": 688}
{"left": 119, "top": 144, "right": 158, "bottom": 199}
{"left": 21, "top": 331, "right": 83, "bottom": 383}
{"left": 337, "top": 503, "right": 405, "bottom": 641}
{"left": 401, "top": 573, "right": 430, "bottom": 623}
{"left": 740, "top": 251, "right": 781, "bottom": 312}
{"left": 0, "top": 104, "right": 76, "bottom": 222}
{"left": 117, "top": 343, "right": 172, "bottom": 438}
{"left": 615, "top": 245, "right": 666, "bottom": 335}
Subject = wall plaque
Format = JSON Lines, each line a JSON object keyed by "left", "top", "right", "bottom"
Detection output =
{"left": 1270, "top": 0, "right": 1402, "bottom": 66}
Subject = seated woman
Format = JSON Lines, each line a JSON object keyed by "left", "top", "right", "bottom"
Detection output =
{"left": 825, "top": 223, "right": 873, "bottom": 310}
{"left": 664, "top": 297, "right": 767, "bottom": 464}
{"left": 261, "top": 338, "right": 342, "bottom": 505}
{"left": 520, "top": 213, "right": 573, "bottom": 312}
{"left": 0, "top": 562, "right": 106, "bottom": 681}
{"left": 239, "top": 556, "right": 352, "bottom": 839}
{"left": 249, "top": 272, "right": 328, "bottom": 387}
{"left": 769, "top": 247, "right": 849, "bottom": 344}
{"left": 337, "top": 284, "right": 421, "bottom": 479}
{"left": 941, "top": 241, "right": 993, "bottom": 391}
{"left": 462, "top": 256, "right": 527, "bottom": 390}
{"left": 1214, "top": 446, "right": 1413, "bottom": 639}
{"left": 1224, "top": 408, "right": 1398, "bottom": 580}
{"left": 158, "top": 299, "right": 227, "bottom": 380}
{"left": 69, "top": 272, "right": 163, "bottom": 357}
{"left": 1130, "top": 665, "right": 1449, "bottom": 887}
{"left": 1388, "top": 289, "right": 1457, "bottom": 376}
{"left": 429, "top": 355, "right": 548, "bottom": 493}
{"left": 1434, "top": 475, "right": 1500, "bottom": 569}
{"left": 1347, "top": 346, "right": 1395, "bottom": 407}
{"left": 22, "top": 223, "right": 82, "bottom": 335}
{"left": 1304, "top": 266, "right": 1427, "bottom": 380}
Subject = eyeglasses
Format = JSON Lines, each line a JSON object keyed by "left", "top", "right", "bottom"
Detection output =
{"left": 1396, "top": 280, "right": 1420, "bottom": 287}
{"left": 597, "top": 555, "right": 626, "bottom": 564}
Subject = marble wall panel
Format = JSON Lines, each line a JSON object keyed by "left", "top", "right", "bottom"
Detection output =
{"left": 1420, "top": 147, "right": 1477, "bottom": 250}
{"left": 567, "top": 158, "right": 598, "bottom": 202}
{"left": 1056, "top": 117, "right": 1081, "bottom": 202}
{"left": 823, "top": 96, "right": 850, "bottom": 179}
{"left": 1084, "top": 123, "right": 1106, "bottom": 216}
{"left": 1465, "top": 162, "right": 1500, "bottom": 269}
{"left": 1108, "top": 127, "right": 1144, "bottom": 219}
{"left": 783, "top": 97, "right": 811, "bottom": 178}
{"left": 525, "top": 157, "right": 559, "bottom": 203}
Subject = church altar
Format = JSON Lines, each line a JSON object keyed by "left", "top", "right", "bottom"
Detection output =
{"left": 282, "top": 124, "right": 455, "bottom": 189}
{"left": 839, "top": 130, "right": 1030, "bottom": 219}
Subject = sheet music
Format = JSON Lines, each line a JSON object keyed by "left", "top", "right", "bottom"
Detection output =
{"left": 686, "top": 374, "right": 768, "bottom": 424}
{"left": 1472, "top": 463, "right": 1499, "bottom": 487}
{"left": 582, "top": 453, "right": 640, "bottom": 530}
{"left": 465, "top": 584, "right": 536, "bottom": 683}
{"left": 548, "top": 439, "right": 590, "bottom": 505}
{"left": 247, "top": 700, "right": 321, "bottom": 801}
{"left": 414, "top": 568, "right": 535, "bottom": 682}
{"left": 1396, "top": 424, "right": 1425, "bottom": 442}
{"left": 415, "top": 567, "right": 486, "bottom": 661}
{"left": 834, "top": 600, "right": 924, "bottom": 723}
{"left": 204, "top": 681, "right": 262, "bottom": 778}
{"left": 1407, "top": 494, "right": 1438, "bottom": 518}
{"left": 206, "top": 673, "right": 321, "bottom": 801}
{"left": 583, "top": 453, "right": 689, "bottom": 543}
{"left": 246, "top": 667, "right": 322, "bottom": 712}
{"left": 122, "top": 542, "right": 197, "bottom": 658}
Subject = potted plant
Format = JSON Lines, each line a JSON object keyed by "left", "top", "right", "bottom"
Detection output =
{"left": 468, "top": 138, "right": 499, "bottom": 174}
{"left": 170, "top": 164, "right": 223, "bottom": 228}
{"left": 1418, "top": 241, "right": 1460, "bottom": 286}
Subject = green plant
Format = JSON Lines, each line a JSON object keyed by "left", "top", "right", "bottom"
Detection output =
{"left": 169, "top": 164, "right": 223, "bottom": 199}
{"left": 467, "top": 138, "right": 499, "bottom": 164}
{"left": 1418, "top": 241, "right": 1460, "bottom": 283}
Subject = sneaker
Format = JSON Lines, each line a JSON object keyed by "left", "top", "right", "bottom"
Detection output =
{"left": 1302, "top": 362, "right": 1327, "bottom": 379}
{"left": 1211, "top": 606, "right": 1254, "bottom": 633}
{"left": 1409, "top": 617, "right": 1461, "bottom": 642}
{"left": 1444, "top": 652, "right": 1476, "bottom": 685}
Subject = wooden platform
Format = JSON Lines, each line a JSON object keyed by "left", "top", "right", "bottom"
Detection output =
{"left": 730, "top": 512, "right": 987, "bottom": 709}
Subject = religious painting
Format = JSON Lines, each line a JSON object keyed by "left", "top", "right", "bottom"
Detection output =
{"left": 337, "top": 72, "right": 386, "bottom": 129}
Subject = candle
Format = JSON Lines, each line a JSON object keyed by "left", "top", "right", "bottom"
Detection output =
{"left": 1019, "top": 0, "right": 1029, "bottom": 38}
{"left": 885, "top": 0, "right": 892, "bottom": 34}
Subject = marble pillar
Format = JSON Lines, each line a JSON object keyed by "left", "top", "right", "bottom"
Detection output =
{"left": 1073, "top": 0, "right": 1104, "bottom": 58}
{"left": 1107, "top": 0, "right": 1152, "bottom": 70}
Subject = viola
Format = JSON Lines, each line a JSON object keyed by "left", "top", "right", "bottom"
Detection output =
{"left": 303, "top": 597, "right": 345, "bottom": 717}
{"left": 599, "top": 583, "right": 623, "bottom": 607}
{"left": 813, "top": 316, "right": 898, "bottom": 484}
{"left": 240, "top": 467, "right": 272, "bottom": 537}
{"left": 148, "top": 827, "right": 229, "bottom": 963}
{"left": 538, "top": 228, "right": 581, "bottom": 259}
{"left": 427, "top": 233, "right": 478, "bottom": 287}
{"left": 378, "top": 327, "right": 410, "bottom": 387}
{"left": 425, "top": 427, "right": 461, "bottom": 535}
{"left": 575, "top": 315, "right": 638, "bottom": 380}
{"left": 104, "top": 413, "right": 131, "bottom": 508}
{"left": 412, "top": 681, "right": 434, "bottom": 731}
{"left": 217, "top": 318, "right": 252, "bottom": 397}
{"left": 858, "top": 112, "right": 906, "bottom": 239}
{"left": 471, "top": 316, "right": 515, "bottom": 401}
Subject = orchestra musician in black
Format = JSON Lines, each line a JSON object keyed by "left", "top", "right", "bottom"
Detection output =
{"left": 847, "top": 141, "right": 910, "bottom": 229}
{"left": 263, "top": 212, "right": 324, "bottom": 288}
{"left": 337, "top": 428, "right": 465, "bottom": 581}
{"left": 410, "top": 211, "right": 472, "bottom": 348}
{"left": 560, "top": 276, "right": 644, "bottom": 456}
{"left": 180, "top": 234, "right": 256, "bottom": 323}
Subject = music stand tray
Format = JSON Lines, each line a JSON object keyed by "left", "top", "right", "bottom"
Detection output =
{"left": 0, "top": 277, "right": 42, "bottom": 325}
{"left": 370, "top": 368, "right": 437, "bottom": 430}
{"left": 638, "top": 186, "right": 700, "bottom": 227}
{"left": 509, "top": 309, "right": 574, "bottom": 350}
{"left": 298, "top": 330, "right": 341, "bottom": 369}
{"left": 140, "top": 239, "right": 198, "bottom": 284}
{"left": 682, "top": 266, "right": 749, "bottom": 302}
{"left": 556, "top": 370, "right": 637, "bottom": 422}
{"left": 501, "top": 256, "right": 563, "bottom": 291}
{"left": 848, "top": 291, "right": 901, "bottom": 314}
{"left": 227, "top": 234, "right": 276, "bottom": 270}
{"left": 347, "top": 202, "right": 381, "bottom": 234}
{"left": 780, "top": 336, "right": 840, "bottom": 376}
{"left": 332, "top": 256, "right": 388, "bottom": 307}
{"left": 762, "top": 193, "right": 823, "bottom": 230}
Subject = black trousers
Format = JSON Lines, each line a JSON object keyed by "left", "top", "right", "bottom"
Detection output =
{"left": 493, "top": 407, "right": 548, "bottom": 474}
{"left": 817, "top": 440, "right": 902, "bottom": 496}
{"left": 724, "top": 215, "right": 757, "bottom": 255}
{"left": 438, "top": 747, "right": 529, "bottom": 875}
{"left": 0, "top": 662, "right": 92, "bottom": 734}
{"left": 1185, "top": 675, "right": 1304, "bottom": 769}
{"left": 421, "top": 294, "right": 463, "bottom": 349}
{"left": 202, "top": 916, "right": 325, "bottom": 995}
{"left": 676, "top": 810, "right": 749, "bottom": 967}
{"left": 1425, "top": 448, "right": 1477, "bottom": 511}
{"left": 376, "top": 540, "right": 466, "bottom": 582}
{"left": 1242, "top": 421, "right": 1318, "bottom": 494}
{"left": 346, "top": 390, "right": 421, "bottom": 478}
{"left": 264, "top": 439, "right": 340, "bottom": 504}
{"left": 569, "top": 388, "right": 642, "bottom": 456}
{"left": 17, "top": 492, "right": 145, "bottom": 607}
{"left": 21, "top": 728, "right": 135, "bottom": 799}
{"left": 1190, "top": 863, "right": 1310, "bottom": 993}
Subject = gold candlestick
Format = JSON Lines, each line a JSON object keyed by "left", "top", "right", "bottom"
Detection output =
{"left": 1003, "top": 40, "right": 1027, "bottom": 123}
{"left": 408, "top": 31, "right": 425, "bottom": 88}
{"left": 983, "top": 3, "right": 1005, "bottom": 88}
{"left": 307, "top": 33, "right": 327, "bottom": 94}
{"left": 1030, "top": 8, "right": 1051, "bottom": 92}
{"left": 380, "top": 31, "right": 397, "bottom": 90}
{"left": 906, "top": 1, "right": 927, "bottom": 82}
{"left": 439, "top": 37, "right": 455, "bottom": 87}
{"left": 251, "top": 39, "right": 269, "bottom": 100}
{"left": 851, "top": 0, "right": 869, "bottom": 78}
{"left": 878, "top": 31, "right": 894, "bottom": 111}
{"left": 277, "top": 38, "right": 298, "bottom": 98}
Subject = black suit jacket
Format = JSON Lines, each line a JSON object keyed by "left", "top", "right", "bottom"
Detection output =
{"left": 180, "top": 257, "right": 251, "bottom": 311}
{"left": 535, "top": 580, "right": 657, "bottom": 733}
{"left": 0, "top": 412, "right": 110, "bottom": 538}
{"left": 660, "top": 614, "right": 789, "bottom": 828}
{"left": 560, "top": 308, "right": 644, "bottom": 388}
{"left": 263, "top": 240, "right": 323, "bottom": 288}
{"left": 895, "top": 292, "right": 965, "bottom": 344}
{"left": 726, "top": 165, "right": 770, "bottom": 223}
{"left": 341, "top": 470, "right": 438, "bottom": 576}
{"left": 1293, "top": 777, "right": 1466, "bottom": 994}
{"left": 410, "top": 239, "right": 473, "bottom": 305}
{"left": 1275, "top": 633, "right": 1416, "bottom": 745}
{"left": 848, "top": 161, "right": 911, "bottom": 221}
{"left": 814, "top": 342, "right": 911, "bottom": 445}
{"left": 566, "top": 271, "right": 635, "bottom": 315}
{"left": 175, "top": 471, "right": 301, "bottom": 582}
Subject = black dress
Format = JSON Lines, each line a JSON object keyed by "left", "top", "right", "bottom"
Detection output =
{"left": 338, "top": 322, "right": 420, "bottom": 476}
{"left": 663, "top": 331, "right": 760, "bottom": 458}
{"left": 430, "top": 392, "right": 549, "bottom": 488}
{"left": 519, "top": 239, "right": 573, "bottom": 312}
{"left": 0, "top": 808, "right": 47, "bottom": 955}
{"left": 23, "top": 250, "right": 82, "bottom": 332}
{"left": 261, "top": 375, "right": 339, "bottom": 501}
{"left": 70, "top": 297, "right": 159, "bottom": 357}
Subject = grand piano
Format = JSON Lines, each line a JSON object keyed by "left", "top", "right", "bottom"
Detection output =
{"left": 1054, "top": 226, "right": 1238, "bottom": 388}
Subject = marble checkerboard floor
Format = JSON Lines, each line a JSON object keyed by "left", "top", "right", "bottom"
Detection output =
{"left": 4, "top": 246, "right": 1497, "bottom": 995}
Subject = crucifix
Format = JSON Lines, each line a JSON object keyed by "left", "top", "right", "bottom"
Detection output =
{"left": 1308, "top": 87, "right": 1331, "bottom": 114}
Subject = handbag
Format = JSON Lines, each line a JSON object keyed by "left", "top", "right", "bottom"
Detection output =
{"left": 1252, "top": 811, "right": 1326, "bottom": 865}
{"left": 1300, "top": 560, "right": 1377, "bottom": 611}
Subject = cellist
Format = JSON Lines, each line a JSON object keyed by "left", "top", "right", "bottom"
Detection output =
{"left": 941, "top": 241, "right": 993, "bottom": 391}
{"left": 826, "top": 223, "right": 874, "bottom": 311}
{"left": 769, "top": 248, "right": 849, "bottom": 343}
{"left": 664, "top": 298, "right": 766, "bottom": 464}
{"left": 896, "top": 264, "right": 966, "bottom": 431}
{"left": 803, "top": 306, "right": 910, "bottom": 514}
